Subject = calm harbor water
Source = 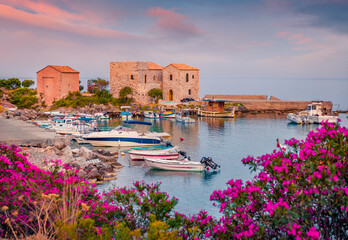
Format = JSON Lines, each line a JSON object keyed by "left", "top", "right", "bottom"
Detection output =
{"left": 96, "top": 113, "right": 348, "bottom": 217}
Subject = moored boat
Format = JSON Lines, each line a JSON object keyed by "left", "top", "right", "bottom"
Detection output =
{"left": 144, "top": 111, "right": 159, "bottom": 119}
{"left": 81, "top": 125, "right": 162, "bottom": 147}
{"left": 144, "top": 156, "right": 220, "bottom": 172}
{"left": 128, "top": 145, "right": 180, "bottom": 161}
{"left": 160, "top": 110, "right": 176, "bottom": 118}
{"left": 176, "top": 110, "right": 195, "bottom": 123}
{"left": 287, "top": 102, "right": 338, "bottom": 124}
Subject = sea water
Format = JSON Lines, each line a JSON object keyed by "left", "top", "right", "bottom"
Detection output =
{"left": 97, "top": 113, "right": 348, "bottom": 216}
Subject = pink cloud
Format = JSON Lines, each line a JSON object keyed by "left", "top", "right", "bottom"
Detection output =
{"left": 275, "top": 32, "right": 289, "bottom": 37}
{"left": 275, "top": 31, "right": 314, "bottom": 45}
{"left": 146, "top": 7, "right": 203, "bottom": 37}
{"left": 0, "top": 3, "right": 135, "bottom": 39}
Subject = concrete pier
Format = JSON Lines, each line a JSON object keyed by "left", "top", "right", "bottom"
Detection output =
{"left": 0, "top": 116, "right": 63, "bottom": 146}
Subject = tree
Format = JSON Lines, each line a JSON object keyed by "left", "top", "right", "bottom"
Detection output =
{"left": 0, "top": 78, "right": 21, "bottom": 89}
{"left": 21, "top": 80, "right": 35, "bottom": 88}
{"left": 119, "top": 86, "right": 133, "bottom": 104}
{"left": 79, "top": 80, "right": 84, "bottom": 91}
{"left": 87, "top": 78, "right": 109, "bottom": 93}
{"left": 148, "top": 88, "right": 163, "bottom": 104}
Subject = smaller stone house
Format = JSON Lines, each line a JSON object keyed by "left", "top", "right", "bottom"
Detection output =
{"left": 37, "top": 65, "right": 79, "bottom": 106}
{"left": 162, "top": 64, "right": 199, "bottom": 102}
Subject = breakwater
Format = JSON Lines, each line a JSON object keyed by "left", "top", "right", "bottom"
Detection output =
{"left": 205, "top": 95, "right": 333, "bottom": 113}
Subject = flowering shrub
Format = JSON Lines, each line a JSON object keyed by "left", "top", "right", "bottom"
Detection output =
{"left": 1, "top": 122, "right": 347, "bottom": 239}
{"left": 210, "top": 122, "right": 348, "bottom": 239}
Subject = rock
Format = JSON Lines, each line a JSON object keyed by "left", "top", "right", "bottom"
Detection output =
{"left": 94, "top": 148, "right": 114, "bottom": 156}
{"left": 83, "top": 165, "right": 94, "bottom": 173}
{"left": 78, "top": 146, "right": 97, "bottom": 160}
{"left": 71, "top": 148, "right": 79, "bottom": 155}
{"left": 70, "top": 162, "right": 81, "bottom": 169}
{"left": 96, "top": 154, "right": 116, "bottom": 162}
{"left": 54, "top": 141, "right": 66, "bottom": 150}
{"left": 77, "top": 169, "right": 87, "bottom": 179}
{"left": 61, "top": 146, "right": 73, "bottom": 161}
{"left": 96, "top": 161, "right": 114, "bottom": 172}
{"left": 86, "top": 168, "right": 101, "bottom": 179}
{"left": 74, "top": 157, "right": 89, "bottom": 168}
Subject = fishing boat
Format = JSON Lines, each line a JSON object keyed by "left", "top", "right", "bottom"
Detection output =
{"left": 287, "top": 102, "right": 338, "bottom": 124}
{"left": 176, "top": 110, "right": 195, "bottom": 123}
{"left": 144, "top": 156, "right": 220, "bottom": 172}
{"left": 81, "top": 125, "right": 162, "bottom": 147}
{"left": 144, "top": 111, "right": 159, "bottom": 119}
{"left": 160, "top": 110, "right": 176, "bottom": 118}
{"left": 128, "top": 145, "right": 180, "bottom": 161}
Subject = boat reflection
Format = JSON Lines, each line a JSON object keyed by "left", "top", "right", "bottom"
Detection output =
{"left": 145, "top": 168, "right": 220, "bottom": 181}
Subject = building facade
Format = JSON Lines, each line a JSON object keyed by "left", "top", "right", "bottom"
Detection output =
{"left": 110, "top": 61, "right": 199, "bottom": 103}
{"left": 37, "top": 65, "right": 79, "bottom": 106}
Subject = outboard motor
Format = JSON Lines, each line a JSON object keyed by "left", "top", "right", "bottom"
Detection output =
{"left": 165, "top": 141, "right": 173, "bottom": 147}
{"left": 200, "top": 157, "right": 220, "bottom": 170}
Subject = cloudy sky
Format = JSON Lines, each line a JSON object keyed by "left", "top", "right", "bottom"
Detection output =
{"left": 1, "top": 0, "right": 347, "bottom": 108}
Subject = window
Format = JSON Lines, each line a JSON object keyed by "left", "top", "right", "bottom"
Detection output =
{"left": 46, "top": 85, "right": 48, "bottom": 88}
{"left": 188, "top": 89, "right": 191, "bottom": 95}
{"left": 145, "top": 75, "right": 147, "bottom": 83}
{"left": 170, "top": 74, "right": 173, "bottom": 80}
{"left": 186, "top": 73, "right": 189, "bottom": 82}
{"left": 68, "top": 84, "right": 71, "bottom": 88}
{"left": 131, "top": 75, "right": 134, "bottom": 80}
{"left": 153, "top": 76, "right": 155, "bottom": 81}
{"left": 192, "top": 75, "right": 195, "bottom": 79}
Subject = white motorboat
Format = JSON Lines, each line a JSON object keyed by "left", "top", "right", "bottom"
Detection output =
{"left": 94, "top": 112, "right": 109, "bottom": 120}
{"left": 128, "top": 145, "right": 180, "bottom": 161}
{"left": 144, "top": 156, "right": 220, "bottom": 172}
{"left": 176, "top": 110, "right": 195, "bottom": 123}
{"left": 287, "top": 102, "right": 338, "bottom": 124}
{"left": 81, "top": 126, "right": 162, "bottom": 147}
{"left": 144, "top": 111, "right": 160, "bottom": 119}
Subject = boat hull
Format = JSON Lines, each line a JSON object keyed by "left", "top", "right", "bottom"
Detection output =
{"left": 82, "top": 137, "right": 161, "bottom": 147}
{"left": 144, "top": 158, "right": 205, "bottom": 172}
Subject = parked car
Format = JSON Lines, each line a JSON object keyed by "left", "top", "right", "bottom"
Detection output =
{"left": 181, "top": 98, "right": 195, "bottom": 102}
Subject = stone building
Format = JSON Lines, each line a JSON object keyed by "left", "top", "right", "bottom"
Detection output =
{"left": 37, "top": 65, "right": 79, "bottom": 106}
{"left": 110, "top": 61, "right": 199, "bottom": 103}
{"left": 162, "top": 64, "right": 199, "bottom": 102}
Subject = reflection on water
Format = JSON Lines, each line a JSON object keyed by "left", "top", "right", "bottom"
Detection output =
{"left": 95, "top": 114, "right": 348, "bottom": 216}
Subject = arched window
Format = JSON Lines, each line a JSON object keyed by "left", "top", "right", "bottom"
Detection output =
{"left": 188, "top": 89, "right": 191, "bottom": 95}
{"left": 169, "top": 89, "right": 173, "bottom": 101}
{"left": 145, "top": 75, "right": 147, "bottom": 83}
{"left": 153, "top": 75, "right": 155, "bottom": 81}
{"left": 192, "top": 75, "right": 195, "bottom": 79}
{"left": 130, "top": 75, "right": 134, "bottom": 80}
{"left": 186, "top": 73, "right": 189, "bottom": 82}
{"left": 170, "top": 74, "right": 173, "bottom": 80}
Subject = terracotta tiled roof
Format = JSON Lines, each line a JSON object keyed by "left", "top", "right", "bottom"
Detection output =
{"left": 37, "top": 65, "right": 79, "bottom": 73}
{"left": 165, "top": 64, "right": 199, "bottom": 70}
{"left": 147, "top": 62, "right": 164, "bottom": 70}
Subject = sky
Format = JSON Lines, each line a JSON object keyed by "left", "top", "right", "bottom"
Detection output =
{"left": 0, "top": 0, "right": 347, "bottom": 108}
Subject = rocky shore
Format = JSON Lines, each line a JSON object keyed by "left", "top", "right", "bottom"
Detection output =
{"left": 23, "top": 140, "right": 123, "bottom": 184}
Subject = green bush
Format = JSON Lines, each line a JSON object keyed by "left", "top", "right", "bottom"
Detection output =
{"left": 8, "top": 88, "right": 38, "bottom": 109}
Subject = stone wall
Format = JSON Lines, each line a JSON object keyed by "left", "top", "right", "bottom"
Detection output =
{"left": 60, "top": 72, "right": 79, "bottom": 99}
{"left": 237, "top": 100, "right": 332, "bottom": 112}
{"left": 205, "top": 95, "right": 268, "bottom": 100}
